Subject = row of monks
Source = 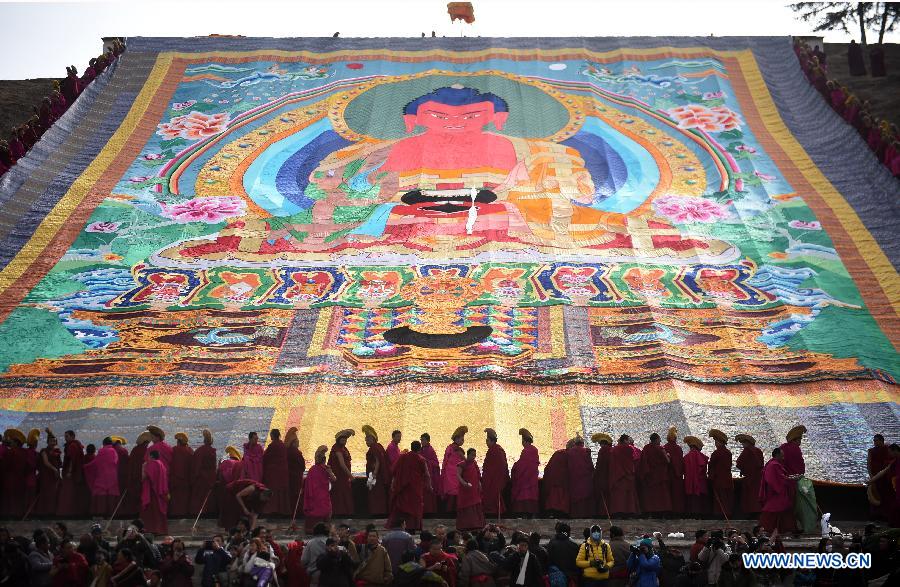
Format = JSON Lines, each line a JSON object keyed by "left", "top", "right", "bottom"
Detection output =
{"left": 0, "top": 422, "right": 816, "bottom": 529}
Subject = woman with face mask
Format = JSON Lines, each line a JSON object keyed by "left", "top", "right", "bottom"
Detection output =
{"left": 576, "top": 525, "right": 614, "bottom": 586}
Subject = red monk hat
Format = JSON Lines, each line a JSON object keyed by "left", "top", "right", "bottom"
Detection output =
{"left": 451, "top": 426, "right": 468, "bottom": 441}
{"left": 335, "top": 429, "right": 355, "bottom": 441}
{"left": 484, "top": 428, "right": 498, "bottom": 441}
{"left": 684, "top": 435, "right": 704, "bottom": 450}
{"left": 519, "top": 428, "right": 534, "bottom": 442}
{"left": 175, "top": 432, "right": 189, "bottom": 444}
{"left": 284, "top": 427, "right": 298, "bottom": 446}
{"left": 735, "top": 433, "right": 756, "bottom": 445}
{"left": 136, "top": 431, "right": 153, "bottom": 445}
{"left": 225, "top": 445, "right": 241, "bottom": 460}
{"left": 708, "top": 429, "right": 727, "bottom": 444}
{"left": 666, "top": 427, "right": 678, "bottom": 442}
{"left": 27, "top": 428, "right": 40, "bottom": 446}
{"left": 4, "top": 428, "right": 25, "bottom": 445}
{"left": 786, "top": 425, "right": 807, "bottom": 442}
{"left": 361, "top": 425, "right": 378, "bottom": 442}
{"left": 146, "top": 425, "right": 165, "bottom": 440}
{"left": 590, "top": 432, "right": 612, "bottom": 445}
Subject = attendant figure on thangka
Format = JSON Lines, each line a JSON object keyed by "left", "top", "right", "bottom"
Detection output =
{"left": 163, "top": 84, "right": 735, "bottom": 263}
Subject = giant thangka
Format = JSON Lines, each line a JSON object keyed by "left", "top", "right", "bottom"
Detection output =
{"left": 0, "top": 37, "right": 897, "bottom": 482}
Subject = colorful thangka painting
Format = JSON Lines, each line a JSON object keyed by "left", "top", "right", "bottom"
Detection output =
{"left": 0, "top": 38, "right": 897, "bottom": 481}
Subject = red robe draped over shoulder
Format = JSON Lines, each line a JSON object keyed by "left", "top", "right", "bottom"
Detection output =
{"left": 736, "top": 446, "right": 764, "bottom": 515}
{"left": 639, "top": 443, "right": 671, "bottom": 514}
{"left": 421, "top": 444, "right": 441, "bottom": 514}
{"left": 84, "top": 445, "right": 120, "bottom": 516}
{"left": 566, "top": 445, "right": 595, "bottom": 517}
{"left": 57, "top": 439, "right": 90, "bottom": 517}
{"left": 511, "top": 444, "right": 540, "bottom": 513}
{"left": 708, "top": 447, "right": 734, "bottom": 518}
{"left": 303, "top": 463, "right": 332, "bottom": 534}
{"left": 142, "top": 459, "right": 169, "bottom": 535}
{"left": 664, "top": 441, "right": 686, "bottom": 514}
{"left": 481, "top": 443, "right": 510, "bottom": 516}
{"left": 779, "top": 442, "right": 805, "bottom": 476}
{"left": 287, "top": 444, "right": 306, "bottom": 518}
{"left": 609, "top": 443, "right": 639, "bottom": 515}
{"left": 243, "top": 442, "right": 264, "bottom": 482}
{"left": 122, "top": 442, "right": 148, "bottom": 518}
{"left": 262, "top": 438, "right": 291, "bottom": 515}
{"left": 683, "top": 448, "right": 709, "bottom": 515}
{"left": 442, "top": 443, "right": 465, "bottom": 501}
{"left": 456, "top": 460, "right": 485, "bottom": 530}
{"left": 0, "top": 446, "right": 29, "bottom": 517}
{"left": 36, "top": 447, "right": 62, "bottom": 516}
{"left": 388, "top": 451, "right": 428, "bottom": 530}
{"left": 168, "top": 444, "right": 193, "bottom": 517}
{"left": 328, "top": 444, "right": 354, "bottom": 516}
{"left": 758, "top": 458, "right": 795, "bottom": 533}
{"left": 190, "top": 444, "right": 218, "bottom": 516}
{"left": 366, "top": 442, "right": 392, "bottom": 516}
{"left": 543, "top": 449, "right": 569, "bottom": 514}
{"left": 593, "top": 445, "right": 612, "bottom": 517}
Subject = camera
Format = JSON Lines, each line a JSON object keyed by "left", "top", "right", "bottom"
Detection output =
{"left": 630, "top": 544, "right": 641, "bottom": 555}
{"left": 590, "top": 559, "right": 607, "bottom": 571}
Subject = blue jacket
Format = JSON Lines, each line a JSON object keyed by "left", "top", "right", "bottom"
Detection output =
{"left": 627, "top": 552, "right": 661, "bottom": 587}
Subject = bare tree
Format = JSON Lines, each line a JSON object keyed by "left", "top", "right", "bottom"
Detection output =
{"left": 791, "top": 2, "right": 875, "bottom": 48}
{"left": 868, "top": 2, "right": 900, "bottom": 44}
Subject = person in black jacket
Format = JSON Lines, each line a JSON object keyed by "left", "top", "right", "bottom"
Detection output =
{"left": 317, "top": 538, "right": 356, "bottom": 587}
{"left": 546, "top": 522, "right": 581, "bottom": 585}
{"left": 494, "top": 537, "right": 545, "bottom": 587}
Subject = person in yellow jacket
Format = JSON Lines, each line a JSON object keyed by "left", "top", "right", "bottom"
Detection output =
{"left": 576, "top": 524, "right": 615, "bottom": 585}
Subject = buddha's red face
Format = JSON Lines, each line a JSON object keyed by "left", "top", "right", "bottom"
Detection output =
{"left": 404, "top": 100, "right": 509, "bottom": 134}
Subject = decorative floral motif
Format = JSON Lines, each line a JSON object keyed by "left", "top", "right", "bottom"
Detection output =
{"left": 702, "top": 90, "right": 725, "bottom": 100}
{"left": 754, "top": 170, "right": 776, "bottom": 181}
{"left": 788, "top": 220, "right": 822, "bottom": 230}
{"left": 171, "top": 99, "right": 197, "bottom": 111}
{"left": 668, "top": 104, "right": 744, "bottom": 133}
{"left": 85, "top": 221, "right": 121, "bottom": 233}
{"left": 129, "top": 175, "right": 151, "bottom": 183}
{"left": 157, "top": 111, "right": 231, "bottom": 141}
{"left": 143, "top": 153, "right": 163, "bottom": 160}
{"left": 653, "top": 195, "right": 731, "bottom": 224}
{"left": 159, "top": 196, "right": 246, "bottom": 224}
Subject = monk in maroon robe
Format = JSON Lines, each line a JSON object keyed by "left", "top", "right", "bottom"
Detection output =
{"left": 261, "top": 428, "right": 291, "bottom": 515}
{"left": 543, "top": 447, "right": 569, "bottom": 514}
{"left": 442, "top": 426, "right": 467, "bottom": 513}
{"left": 1, "top": 430, "right": 28, "bottom": 517}
{"left": 456, "top": 448, "right": 485, "bottom": 530}
{"left": 141, "top": 450, "right": 169, "bottom": 535}
{"left": 510, "top": 429, "right": 539, "bottom": 514}
{"left": 147, "top": 425, "right": 173, "bottom": 468}
{"left": 481, "top": 428, "right": 510, "bottom": 517}
{"left": 231, "top": 479, "right": 271, "bottom": 530}
{"left": 780, "top": 427, "right": 806, "bottom": 476}
{"left": 639, "top": 433, "right": 672, "bottom": 515}
{"left": 664, "top": 429, "right": 685, "bottom": 515}
{"left": 592, "top": 434, "right": 612, "bottom": 518}
{"left": 243, "top": 432, "right": 264, "bottom": 482}
{"left": 388, "top": 441, "right": 430, "bottom": 530}
{"left": 304, "top": 446, "right": 335, "bottom": 534}
{"left": 386, "top": 431, "right": 402, "bottom": 470}
{"left": 328, "top": 429, "right": 355, "bottom": 516}
{"left": 83, "top": 437, "right": 120, "bottom": 517}
{"left": 609, "top": 435, "right": 639, "bottom": 515}
{"left": 868, "top": 434, "right": 895, "bottom": 520}
{"left": 566, "top": 435, "right": 594, "bottom": 517}
{"left": 759, "top": 448, "right": 796, "bottom": 533}
{"left": 57, "top": 430, "right": 90, "bottom": 517}
{"left": 122, "top": 432, "right": 150, "bottom": 518}
{"left": 112, "top": 438, "right": 130, "bottom": 511}
{"left": 420, "top": 433, "right": 441, "bottom": 515}
{"left": 190, "top": 429, "right": 218, "bottom": 517}
{"left": 683, "top": 436, "right": 709, "bottom": 515}
{"left": 707, "top": 430, "right": 734, "bottom": 518}
{"left": 217, "top": 447, "right": 244, "bottom": 528}
{"left": 362, "top": 425, "right": 392, "bottom": 516}
{"left": 284, "top": 427, "right": 305, "bottom": 519}
{"left": 36, "top": 431, "right": 62, "bottom": 516}
{"left": 168, "top": 433, "right": 193, "bottom": 517}
{"left": 24, "top": 429, "right": 39, "bottom": 510}
{"left": 735, "top": 434, "right": 764, "bottom": 517}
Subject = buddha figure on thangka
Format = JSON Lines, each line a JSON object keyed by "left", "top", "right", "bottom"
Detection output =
{"left": 156, "top": 80, "right": 737, "bottom": 265}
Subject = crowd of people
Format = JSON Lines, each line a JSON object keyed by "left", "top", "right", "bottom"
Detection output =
{"left": 2, "top": 423, "right": 899, "bottom": 538}
{"left": 0, "top": 39, "right": 125, "bottom": 179}
{"left": 1, "top": 516, "right": 899, "bottom": 586}
{"left": 793, "top": 39, "right": 900, "bottom": 177}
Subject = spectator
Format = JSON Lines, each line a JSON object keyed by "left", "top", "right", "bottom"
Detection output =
{"left": 302, "top": 522, "right": 332, "bottom": 584}
{"left": 477, "top": 524, "right": 505, "bottom": 554}
{"left": 495, "top": 537, "right": 545, "bottom": 587}
{"left": 50, "top": 540, "right": 89, "bottom": 586}
{"left": 459, "top": 539, "right": 497, "bottom": 587}
{"left": 249, "top": 549, "right": 279, "bottom": 586}
{"left": 92, "top": 549, "right": 113, "bottom": 586}
{"left": 195, "top": 535, "right": 232, "bottom": 587}
{"left": 576, "top": 525, "right": 613, "bottom": 587}
{"left": 110, "top": 548, "right": 145, "bottom": 586}
{"left": 29, "top": 533, "right": 54, "bottom": 586}
{"left": 626, "top": 538, "right": 661, "bottom": 587}
{"left": 690, "top": 530, "right": 707, "bottom": 563}
{"left": 317, "top": 537, "right": 356, "bottom": 587}
{"left": 607, "top": 526, "right": 632, "bottom": 587}
{"left": 159, "top": 537, "right": 194, "bottom": 586}
{"left": 355, "top": 529, "right": 394, "bottom": 587}
{"left": 545, "top": 522, "right": 580, "bottom": 587}
{"left": 698, "top": 531, "right": 729, "bottom": 586}
{"left": 383, "top": 520, "right": 416, "bottom": 576}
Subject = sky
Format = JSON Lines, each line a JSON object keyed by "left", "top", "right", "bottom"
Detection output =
{"left": 1, "top": 0, "right": 898, "bottom": 79}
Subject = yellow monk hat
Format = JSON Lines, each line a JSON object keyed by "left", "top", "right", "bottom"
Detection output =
{"left": 735, "top": 433, "right": 756, "bottom": 445}
{"left": 684, "top": 435, "right": 704, "bottom": 450}
{"left": 225, "top": 445, "right": 241, "bottom": 460}
{"left": 146, "top": 425, "right": 165, "bottom": 439}
{"left": 110, "top": 435, "right": 127, "bottom": 445}
{"left": 708, "top": 429, "right": 727, "bottom": 444}
{"left": 27, "top": 428, "right": 41, "bottom": 446}
{"left": 667, "top": 427, "right": 678, "bottom": 442}
{"left": 484, "top": 428, "right": 498, "bottom": 441}
{"left": 591, "top": 433, "right": 612, "bottom": 445}
{"left": 335, "top": 428, "right": 355, "bottom": 441}
{"left": 361, "top": 425, "right": 378, "bottom": 442}
{"left": 518, "top": 428, "right": 533, "bottom": 441}
{"left": 174, "top": 432, "right": 189, "bottom": 444}
{"left": 452, "top": 426, "right": 468, "bottom": 440}
{"left": 136, "top": 431, "right": 153, "bottom": 445}
{"left": 4, "top": 428, "right": 25, "bottom": 445}
{"left": 786, "top": 425, "right": 807, "bottom": 442}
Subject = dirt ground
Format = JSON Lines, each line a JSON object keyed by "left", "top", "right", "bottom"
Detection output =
{"left": 0, "top": 78, "right": 58, "bottom": 138}
{"left": 824, "top": 42, "right": 900, "bottom": 129}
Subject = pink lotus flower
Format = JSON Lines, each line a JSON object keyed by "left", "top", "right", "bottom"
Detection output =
{"left": 143, "top": 153, "right": 163, "bottom": 160}
{"left": 171, "top": 99, "right": 196, "bottom": 111}
{"left": 129, "top": 175, "right": 150, "bottom": 183}
{"left": 788, "top": 220, "right": 822, "bottom": 230}
{"left": 702, "top": 91, "right": 725, "bottom": 100}
{"left": 157, "top": 111, "right": 230, "bottom": 141}
{"left": 668, "top": 104, "right": 744, "bottom": 133}
{"left": 653, "top": 195, "right": 731, "bottom": 224}
{"left": 159, "top": 196, "right": 246, "bottom": 224}
{"left": 85, "top": 221, "right": 121, "bottom": 233}
{"left": 735, "top": 144, "right": 757, "bottom": 153}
